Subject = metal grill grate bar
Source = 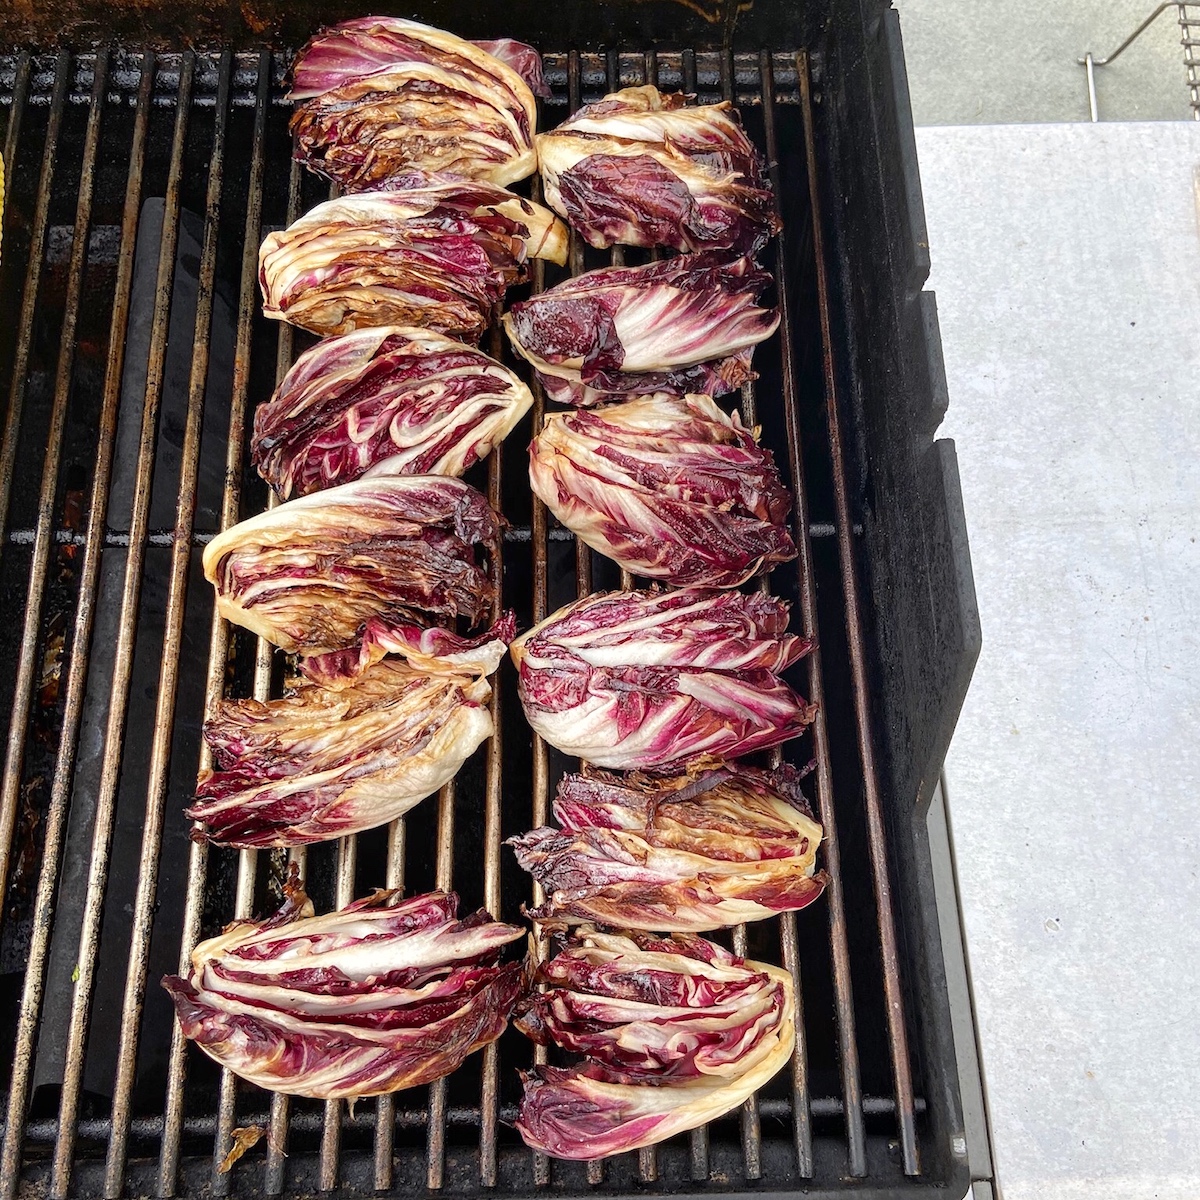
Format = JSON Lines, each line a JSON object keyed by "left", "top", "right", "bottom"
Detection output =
{"left": 478, "top": 314, "right": 508, "bottom": 1188}
{"left": 0, "top": 45, "right": 124, "bottom": 1200}
{"left": 675, "top": 46, "right": 712, "bottom": 1187}
{"left": 318, "top": 836, "right": 359, "bottom": 1190}
{"left": 102, "top": 50, "right": 233, "bottom": 1199}
{"left": 525, "top": 168, "right": 553, "bottom": 1188}
{"left": 0, "top": 48, "right": 70, "bottom": 903}
{"left": 599, "top": 47, "right": 657, "bottom": 1188}
{"left": 714, "top": 47, "right": 768, "bottom": 1187}
{"left": 1, "top": 52, "right": 30, "bottom": 173}
{"left": 153, "top": 47, "right": 270, "bottom": 1198}
{"left": 48, "top": 54, "right": 194, "bottom": 1198}
{"left": 796, "top": 52, "right": 921, "bottom": 1176}
{"left": 262, "top": 148, "right": 306, "bottom": 1200}
{"left": 425, "top": 779, "right": 457, "bottom": 1189}
{"left": 761, "top": 50, "right": 868, "bottom": 1178}
{"left": 372, "top": 818, "right": 407, "bottom": 1191}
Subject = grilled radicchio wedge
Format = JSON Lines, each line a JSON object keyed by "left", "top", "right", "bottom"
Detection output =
{"left": 289, "top": 18, "right": 542, "bottom": 190}
{"left": 510, "top": 589, "right": 815, "bottom": 769}
{"left": 503, "top": 252, "right": 778, "bottom": 406}
{"left": 515, "top": 929, "right": 795, "bottom": 1158}
{"left": 510, "top": 762, "right": 826, "bottom": 931}
{"left": 163, "top": 882, "right": 524, "bottom": 1100}
{"left": 253, "top": 326, "right": 533, "bottom": 498}
{"left": 529, "top": 392, "right": 796, "bottom": 586}
{"left": 189, "top": 655, "right": 497, "bottom": 849}
{"left": 259, "top": 179, "right": 567, "bottom": 340}
{"left": 538, "top": 85, "right": 781, "bottom": 253}
{"left": 202, "top": 472, "right": 502, "bottom": 655}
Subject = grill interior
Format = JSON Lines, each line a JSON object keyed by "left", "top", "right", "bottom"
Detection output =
{"left": 0, "top": 38, "right": 965, "bottom": 1200}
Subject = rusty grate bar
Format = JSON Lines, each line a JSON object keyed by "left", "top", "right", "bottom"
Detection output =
{"left": 47, "top": 53, "right": 194, "bottom": 1200}
{"left": 677, "top": 46, "right": 710, "bottom": 1185}
{"left": 796, "top": 51, "right": 921, "bottom": 1176}
{"left": 372, "top": 818, "right": 407, "bottom": 1191}
{"left": 0, "top": 48, "right": 70, "bottom": 902}
{"left": 262, "top": 150, "right": 306, "bottom": 1200}
{"left": 102, "top": 50, "right": 233, "bottom": 1199}
{"left": 156, "top": 46, "right": 271, "bottom": 1198}
{"left": 525, "top": 171, "right": 553, "bottom": 1192}
{"left": 760, "top": 50, "right": 868, "bottom": 1179}
{"left": 600, "top": 47, "right": 655, "bottom": 1187}
{"left": 1, "top": 52, "right": 30, "bottom": 175}
{"left": 318, "top": 835, "right": 358, "bottom": 1190}
{"left": 716, "top": 49, "right": 767, "bottom": 1186}
{"left": 0, "top": 45, "right": 127, "bottom": 1200}
{"left": 425, "top": 779, "right": 457, "bottom": 1190}
{"left": 478, "top": 311, "right": 508, "bottom": 1188}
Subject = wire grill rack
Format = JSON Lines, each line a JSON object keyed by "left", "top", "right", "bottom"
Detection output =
{"left": 0, "top": 43, "right": 957, "bottom": 1199}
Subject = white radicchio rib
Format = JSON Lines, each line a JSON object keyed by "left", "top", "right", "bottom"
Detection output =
{"left": 259, "top": 178, "right": 567, "bottom": 340}
{"left": 253, "top": 326, "right": 533, "bottom": 498}
{"left": 503, "top": 251, "right": 779, "bottom": 406}
{"left": 202, "top": 472, "right": 503, "bottom": 656}
{"left": 529, "top": 392, "right": 796, "bottom": 586}
{"left": 289, "top": 18, "right": 542, "bottom": 189}
{"left": 537, "top": 85, "right": 781, "bottom": 253}
{"left": 163, "top": 880, "right": 524, "bottom": 1100}
{"left": 509, "top": 761, "right": 826, "bottom": 931}
{"left": 515, "top": 928, "right": 795, "bottom": 1158}
{"left": 509, "top": 589, "right": 815, "bottom": 769}
{"left": 189, "top": 649, "right": 502, "bottom": 848}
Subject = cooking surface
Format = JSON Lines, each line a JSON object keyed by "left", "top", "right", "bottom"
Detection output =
{"left": 923, "top": 120, "right": 1200, "bottom": 1200}
{"left": 0, "top": 41, "right": 971, "bottom": 1198}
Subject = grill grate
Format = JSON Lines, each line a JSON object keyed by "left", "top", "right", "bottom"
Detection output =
{"left": 0, "top": 44, "right": 938, "bottom": 1198}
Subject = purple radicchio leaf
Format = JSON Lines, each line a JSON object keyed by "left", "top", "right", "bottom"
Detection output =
{"left": 509, "top": 588, "right": 815, "bottom": 770}
{"left": 202, "top": 472, "right": 504, "bottom": 656}
{"left": 189, "top": 658, "right": 493, "bottom": 848}
{"left": 508, "top": 760, "right": 826, "bottom": 931}
{"left": 253, "top": 325, "right": 533, "bottom": 498}
{"left": 472, "top": 38, "right": 551, "bottom": 99}
{"left": 288, "top": 18, "right": 540, "bottom": 189}
{"left": 503, "top": 251, "right": 778, "bottom": 406}
{"left": 537, "top": 85, "right": 781, "bottom": 252}
{"left": 513, "top": 928, "right": 795, "bottom": 1158}
{"left": 529, "top": 392, "right": 796, "bottom": 587}
{"left": 259, "top": 179, "right": 566, "bottom": 341}
{"left": 163, "top": 881, "right": 525, "bottom": 1099}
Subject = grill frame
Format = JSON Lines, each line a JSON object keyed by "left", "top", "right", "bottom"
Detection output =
{"left": 0, "top": 7, "right": 979, "bottom": 1198}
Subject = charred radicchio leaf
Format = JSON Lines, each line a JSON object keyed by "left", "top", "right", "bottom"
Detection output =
{"left": 471, "top": 39, "right": 551, "bottom": 99}
{"left": 538, "top": 85, "right": 781, "bottom": 253}
{"left": 515, "top": 928, "right": 795, "bottom": 1158}
{"left": 188, "top": 619, "right": 510, "bottom": 848}
{"left": 300, "top": 611, "right": 516, "bottom": 689}
{"left": 163, "top": 881, "right": 524, "bottom": 1099}
{"left": 253, "top": 326, "right": 534, "bottom": 499}
{"left": 202, "top": 472, "right": 502, "bottom": 655}
{"left": 289, "top": 18, "right": 542, "bottom": 190}
{"left": 259, "top": 178, "right": 567, "bottom": 340}
{"left": 529, "top": 392, "right": 796, "bottom": 587}
{"left": 509, "top": 589, "right": 815, "bottom": 769}
{"left": 509, "top": 761, "right": 826, "bottom": 931}
{"left": 503, "top": 252, "right": 778, "bottom": 406}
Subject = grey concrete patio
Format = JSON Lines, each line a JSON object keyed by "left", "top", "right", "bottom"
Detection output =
{"left": 895, "top": 0, "right": 1194, "bottom": 123}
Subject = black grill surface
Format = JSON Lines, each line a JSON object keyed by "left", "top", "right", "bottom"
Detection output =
{"left": 0, "top": 40, "right": 972, "bottom": 1200}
